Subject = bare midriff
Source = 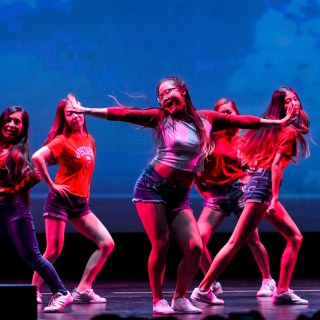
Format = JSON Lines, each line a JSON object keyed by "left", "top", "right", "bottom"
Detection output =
{"left": 150, "top": 160, "right": 197, "bottom": 189}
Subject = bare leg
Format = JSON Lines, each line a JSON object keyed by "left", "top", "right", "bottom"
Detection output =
{"left": 264, "top": 202, "right": 303, "bottom": 292}
{"left": 170, "top": 209, "right": 203, "bottom": 300}
{"left": 197, "top": 207, "right": 226, "bottom": 275}
{"left": 71, "top": 212, "right": 115, "bottom": 291}
{"left": 198, "top": 202, "right": 267, "bottom": 291}
{"left": 245, "top": 226, "right": 272, "bottom": 279}
{"left": 135, "top": 202, "right": 170, "bottom": 303}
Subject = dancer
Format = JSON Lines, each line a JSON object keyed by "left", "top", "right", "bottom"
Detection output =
{"left": 68, "top": 76, "right": 294, "bottom": 314}
{"left": 195, "top": 98, "right": 275, "bottom": 297}
{"left": 191, "top": 86, "right": 310, "bottom": 305}
{"left": 31, "top": 98, "right": 115, "bottom": 304}
{"left": 0, "top": 106, "right": 73, "bottom": 313}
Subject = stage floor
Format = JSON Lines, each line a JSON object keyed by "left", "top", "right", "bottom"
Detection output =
{"left": 28, "top": 278, "right": 320, "bottom": 320}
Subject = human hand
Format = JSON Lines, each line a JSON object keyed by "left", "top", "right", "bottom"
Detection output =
{"left": 50, "top": 183, "right": 70, "bottom": 198}
{"left": 280, "top": 105, "right": 298, "bottom": 127}
{"left": 266, "top": 198, "right": 278, "bottom": 215}
{"left": 67, "top": 93, "right": 86, "bottom": 113}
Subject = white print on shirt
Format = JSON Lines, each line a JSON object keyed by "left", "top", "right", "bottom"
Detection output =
{"left": 75, "top": 146, "right": 94, "bottom": 159}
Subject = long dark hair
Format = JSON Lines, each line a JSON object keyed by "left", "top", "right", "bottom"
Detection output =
{"left": 0, "top": 106, "right": 35, "bottom": 204}
{"left": 156, "top": 76, "right": 213, "bottom": 156}
{"left": 240, "top": 87, "right": 310, "bottom": 167}
{"left": 44, "top": 99, "right": 89, "bottom": 145}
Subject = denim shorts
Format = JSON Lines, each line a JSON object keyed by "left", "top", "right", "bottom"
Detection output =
{"left": 132, "top": 165, "right": 192, "bottom": 213}
{"left": 243, "top": 168, "right": 272, "bottom": 205}
{"left": 203, "top": 179, "right": 245, "bottom": 216}
{"left": 44, "top": 190, "right": 92, "bottom": 222}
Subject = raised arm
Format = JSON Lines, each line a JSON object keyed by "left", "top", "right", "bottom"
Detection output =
{"left": 199, "top": 106, "right": 295, "bottom": 131}
{"left": 67, "top": 93, "right": 161, "bottom": 128}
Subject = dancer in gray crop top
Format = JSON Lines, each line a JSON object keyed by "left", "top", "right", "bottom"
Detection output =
{"left": 68, "top": 76, "right": 295, "bottom": 314}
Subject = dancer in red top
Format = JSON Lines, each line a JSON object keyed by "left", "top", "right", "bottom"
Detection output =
{"left": 191, "top": 86, "right": 311, "bottom": 305}
{"left": 31, "top": 98, "right": 115, "bottom": 304}
{"left": 195, "top": 98, "right": 275, "bottom": 298}
{"left": 0, "top": 106, "right": 73, "bottom": 313}
{"left": 68, "top": 76, "right": 294, "bottom": 314}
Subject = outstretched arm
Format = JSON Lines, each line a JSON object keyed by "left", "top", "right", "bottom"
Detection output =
{"left": 200, "top": 105, "right": 296, "bottom": 131}
{"left": 67, "top": 93, "right": 160, "bottom": 127}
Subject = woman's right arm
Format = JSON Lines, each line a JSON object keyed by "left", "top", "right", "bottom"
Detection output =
{"left": 32, "top": 146, "right": 70, "bottom": 197}
{"left": 32, "top": 146, "right": 55, "bottom": 189}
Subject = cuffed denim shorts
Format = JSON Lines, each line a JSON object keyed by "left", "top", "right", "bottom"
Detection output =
{"left": 44, "top": 190, "right": 92, "bottom": 222}
{"left": 203, "top": 179, "right": 245, "bottom": 216}
{"left": 132, "top": 165, "right": 192, "bottom": 213}
{"left": 243, "top": 168, "right": 272, "bottom": 206}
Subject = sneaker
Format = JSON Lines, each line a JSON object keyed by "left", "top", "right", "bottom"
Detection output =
{"left": 191, "top": 287, "right": 224, "bottom": 305}
{"left": 171, "top": 297, "right": 202, "bottom": 313}
{"left": 211, "top": 281, "right": 223, "bottom": 295}
{"left": 272, "top": 289, "right": 308, "bottom": 305}
{"left": 36, "top": 290, "right": 42, "bottom": 304}
{"left": 43, "top": 291, "right": 73, "bottom": 313}
{"left": 257, "top": 279, "right": 277, "bottom": 297}
{"left": 71, "top": 288, "right": 106, "bottom": 303}
{"left": 153, "top": 299, "right": 175, "bottom": 314}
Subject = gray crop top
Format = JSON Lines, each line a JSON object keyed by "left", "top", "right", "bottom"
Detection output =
{"left": 152, "top": 116, "right": 212, "bottom": 172}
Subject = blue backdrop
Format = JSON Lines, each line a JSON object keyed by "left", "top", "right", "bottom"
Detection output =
{"left": 1, "top": 0, "right": 319, "bottom": 232}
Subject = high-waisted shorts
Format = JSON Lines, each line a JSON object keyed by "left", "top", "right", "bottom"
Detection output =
{"left": 243, "top": 168, "right": 272, "bottom": 206}
{"left": 203, "top": 179, "right": 245, "bottom": 216}
{"left": 44, "top": 190, "right": 91, "bottom": 222}
{"left": 132, "top": 165, "right": 192, "bottom": 213}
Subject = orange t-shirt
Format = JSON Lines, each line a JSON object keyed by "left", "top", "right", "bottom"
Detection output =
{"left": 46, "top": 133, "right": 96, "bottom": 198}
{"left": 197, "top": 134, "right": 246, "bottom": 186}
{"left": 251, "top": 126, "right": 298, "bottom": 169}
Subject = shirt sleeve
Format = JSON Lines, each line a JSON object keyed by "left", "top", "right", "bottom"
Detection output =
{"left": 199, "top": 110, "right": 260, "bottom": 131}
{"left": 46, "top": 135, "right": 65, "bottom": 158}
{"left": 278, "top": 130, "right": 298, "bottom": 157}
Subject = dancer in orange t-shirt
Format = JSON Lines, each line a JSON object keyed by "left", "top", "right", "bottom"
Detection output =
{"left": 194, "top": 98, "right": 276, "bottom": 298}
{"left": 31, "top": 97, "right": 114, "bottom": 305}
{"left": 192, "top": 87, "right": 311, "bottom": 305}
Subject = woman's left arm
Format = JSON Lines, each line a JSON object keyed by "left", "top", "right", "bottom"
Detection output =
{"left": 266, "top": 153, "right": 291, "bottom": 215}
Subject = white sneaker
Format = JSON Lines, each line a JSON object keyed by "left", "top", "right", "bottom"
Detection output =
{"left": 211, "top": 281, "right": 223, "bottom": 295}
{"left": 71, "top": 288, "right": 106, "bottom": 303}
{"left": 153, "top": 299, "right": 175, "bottom": 314}
{"left": 171, "top": 297, "right": 202, "bottom": 313}
{"left": 43, "top": 291, "right": 73, "bottom": 313}
{"left": 272, "top": 289, "right": 308, "bottom": 305}
{"left": 257, "top": 279, "right": 277, "bottom": 297}
{"left": 36, "top": 290, "right": 42, "bottom": 304}
{"left": 191, "top": 287, "right": 224, "bottom": 305}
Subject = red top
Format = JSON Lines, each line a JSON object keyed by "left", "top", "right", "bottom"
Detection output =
{"left": 46, "top": 133, "right": 96, "bottom": 198}
{"left": 249, "top": 126, "right": 298, "bottom": 169}
{"left": 197, "top": 133, "right": 246, "bottom": 186}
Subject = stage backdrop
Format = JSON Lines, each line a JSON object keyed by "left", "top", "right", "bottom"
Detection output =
{"left": 0, "top": 0, "right": 319, "bottom": 232}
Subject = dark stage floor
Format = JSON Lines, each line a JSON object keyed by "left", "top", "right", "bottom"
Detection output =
{"left": 10, "top": 278, "right": 320, "bottom": 320}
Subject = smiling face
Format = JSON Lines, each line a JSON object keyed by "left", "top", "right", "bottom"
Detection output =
{"left": 2, "top": 111, "right": 23, "bottom": 143}
{"left": 157, "top": 80, "right": 186, "bottom": 117}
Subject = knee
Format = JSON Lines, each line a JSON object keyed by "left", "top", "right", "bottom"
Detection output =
{"left": 99, "top": 237, "right": 115, "bottom": 256}
{"left": 45, "top": 246, "right": 63, "bottom": 262}
{"left": 189, "top": 239, "right": 203, "bottom": 259}
{"left": 227, "top": 238, "right": 243, "bottom": 253}
{"left": 292, "top": 232, "right": 303, "bottom": 249}
{"left": 152, "top": 236, "right": 170, "bottom": 254}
